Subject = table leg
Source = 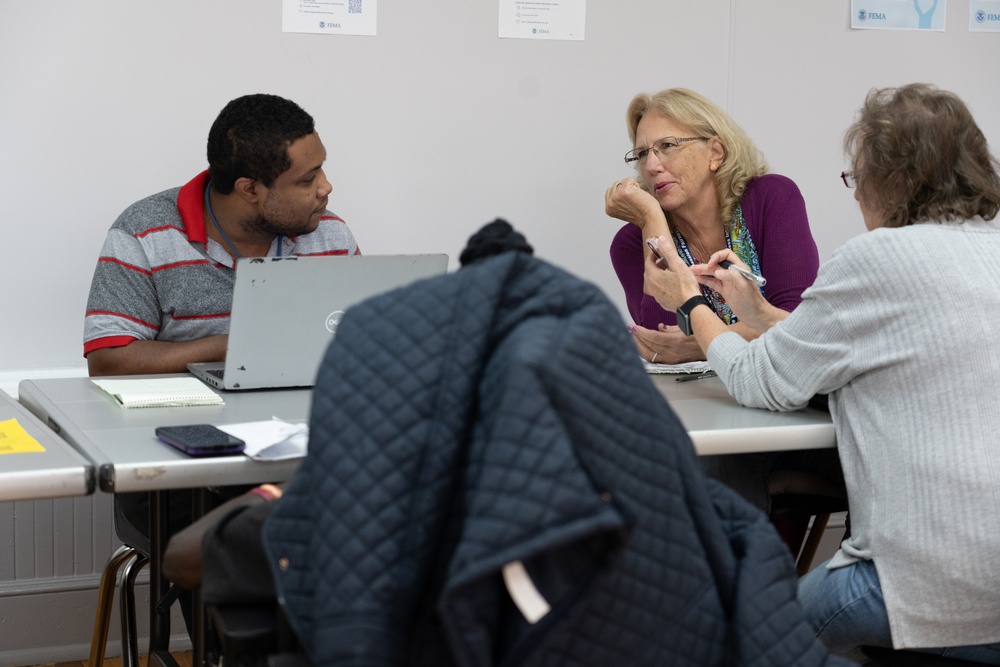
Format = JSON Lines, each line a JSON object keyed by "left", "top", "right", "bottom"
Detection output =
{"left": 192, "top": 488, "right": 207, "bottom": 667}
{"left": 147, "top": 488, "right": 211, "bottom": 667}
{"left": 148, "top": 490, "right": 179, "bottom": 667}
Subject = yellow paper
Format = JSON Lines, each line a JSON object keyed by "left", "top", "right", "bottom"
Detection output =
{"left": 0, "top": 418, "right": 46, "bottom": 454}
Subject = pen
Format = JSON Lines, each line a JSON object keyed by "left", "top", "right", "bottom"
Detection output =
{"left": 675, "top": 370, "right": 718, "bottom": 382}
{"left": 718, "top": 260, "right": 767, "bottom": 287}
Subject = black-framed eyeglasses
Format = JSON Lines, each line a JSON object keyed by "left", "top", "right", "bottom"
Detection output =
{"left": 625, "top": 136, "right": 706, "bottom": 167}
{"left": 841, "top": 171, "right": 857, "bottom": 189}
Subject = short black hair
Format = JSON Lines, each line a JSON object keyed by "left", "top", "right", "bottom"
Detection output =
{"left": 206, "top": 94, "right": 316, "bottom": 194}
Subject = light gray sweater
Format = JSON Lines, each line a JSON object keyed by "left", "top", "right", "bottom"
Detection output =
{"left": 707, "top": 217, "right": 1000, "bottom": 649}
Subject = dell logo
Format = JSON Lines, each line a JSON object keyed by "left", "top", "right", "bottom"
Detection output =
{"left": 325, "top": 310, "right": 345, "bottom": 334}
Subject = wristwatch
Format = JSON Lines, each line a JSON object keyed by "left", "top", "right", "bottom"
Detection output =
{"left": 676, "top": 295, "right": 711, "bottom": 337}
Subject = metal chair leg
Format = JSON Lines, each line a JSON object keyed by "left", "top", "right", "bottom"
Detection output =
{"left": 88, "top": 545, "right": 139, "bottom": 667}
{"left": 119, "top": 552, "right": 149, "bottom": 667}
{"left": 796, "top": 513, "right": 831, "bottom": 577}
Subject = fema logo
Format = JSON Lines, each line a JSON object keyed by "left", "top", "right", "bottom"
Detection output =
{"left": 858, "top": 10, "right": 867, "bottom": 21}
{"left": 319, "top": 21, "right": 326, "bottom": 28}
{"left": 532, "top": 28, "right": 537, "bottom": 33}
{"left": 975, "top": 10, "right": 986, "bottom": 22}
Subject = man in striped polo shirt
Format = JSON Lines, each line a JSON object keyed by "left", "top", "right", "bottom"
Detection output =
{"left": 84, "top": 93, "right": 359, "bottom": 375}
{"left": 82, "top": 95, "right": 360, "bottom": 636}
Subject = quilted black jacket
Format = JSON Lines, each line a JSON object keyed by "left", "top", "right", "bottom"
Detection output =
{"left": 262, "top": 251, "right": 851, "bottom": 667}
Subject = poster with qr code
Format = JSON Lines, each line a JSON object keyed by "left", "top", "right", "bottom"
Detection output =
{"left": 282, "top": 0, "right": 377, "bottom": 36}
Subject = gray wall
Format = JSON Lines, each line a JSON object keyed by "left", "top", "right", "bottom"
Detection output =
{"left": 0, "top": 1, "right": 997, "bottom": 662}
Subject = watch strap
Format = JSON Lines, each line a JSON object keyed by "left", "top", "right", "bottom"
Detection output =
{"left": 677, "top": 295, "right": 711, "bottom": 336}
{"left": 679, "top": 295, "right": 711, "bottom": 315}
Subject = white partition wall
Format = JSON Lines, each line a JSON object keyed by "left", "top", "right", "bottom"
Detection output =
{"left": 1, "top": 1, "right": 996, "bottom": 375}
{"left": 0, "top": 1, "right": 997, "bottom": 661}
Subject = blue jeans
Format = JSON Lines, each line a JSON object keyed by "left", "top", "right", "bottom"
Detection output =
{"left": 798, "top": 559, "right": 1000, "bottom": 664}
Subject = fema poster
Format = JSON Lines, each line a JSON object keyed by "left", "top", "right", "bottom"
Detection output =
{"left": 498, "top": 0, "right": 587, "bottom": 41}
{"left": 970, "top": 0, "right": 1000, "bottom": 31}
{"left": 282, "top": 0, "right": 377, "bottom": 36}
{"left": 851, "top": 0, "right": 946, "bottom": 31}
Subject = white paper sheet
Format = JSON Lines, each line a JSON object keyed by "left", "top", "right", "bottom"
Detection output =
{"left": 216, "top": 418, "right": 308, "bottom": 461}
{"left": 642, "top": 359, "right": 712, "bottom": 375}
{"left": 498, "top": 0, "right": 586, "bottom": 41}
{"left": 282, "top": 0, "right": 377, "bottom": 36}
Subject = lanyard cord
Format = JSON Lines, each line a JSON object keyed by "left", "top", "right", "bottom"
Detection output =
{"left": 672, "top": 228, "right": 733, "bottom": 265}
{"left": 672, "top": 227, "right": 736, "bottom": 322}
{"left": 204, "top": 180, "right": 283, "bottom": 261}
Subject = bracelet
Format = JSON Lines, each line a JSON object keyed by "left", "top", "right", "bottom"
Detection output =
{"left": 247, "top": 483, "right": 284, "bottom": 502}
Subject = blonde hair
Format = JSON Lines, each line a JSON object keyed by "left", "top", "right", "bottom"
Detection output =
{"left": 626, "top": 88, "right": 767, "bottom": 228}
{"left": 844, "top": 83, "right": 1000, "bottom": 228}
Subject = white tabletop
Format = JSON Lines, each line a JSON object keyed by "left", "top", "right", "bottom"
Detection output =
{"left": 0, "top": 390, "right": 94, "bottom": 501}
{"left": 18, "top": 375, "right": 310, "bottom": 493}
{"left": 15, "top": 372, "right": 835, "bottom": 494}
{"left": 649, "top": 374, "right": 835, "bottom": 456}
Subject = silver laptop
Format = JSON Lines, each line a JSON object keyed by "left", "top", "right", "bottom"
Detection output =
{"left": 188, "top": 254, "right": 448, "bottom": 390}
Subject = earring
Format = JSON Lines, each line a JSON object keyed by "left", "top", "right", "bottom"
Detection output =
{"left": 710, "top": 164, "right": 718, "bottom": 172}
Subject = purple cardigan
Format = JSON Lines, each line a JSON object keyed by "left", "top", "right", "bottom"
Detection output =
{"left": 610, "top": 173, "right": 819, "bottom": 328}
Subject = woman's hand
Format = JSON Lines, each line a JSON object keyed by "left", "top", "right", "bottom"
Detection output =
{"left": 629, "top": 324, "right": 706, "bottom": 364}
{"left": 642, "top": 235, "right": 703, "bottom": 312}
{"left": 690, "top": 249, "right": 788, "bottom": 334}
{"left": 605, "top": 178, "right": 664, "bottom": 231}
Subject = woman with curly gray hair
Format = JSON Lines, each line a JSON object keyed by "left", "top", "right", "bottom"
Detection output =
{"left": 642, "top": 83, "right": 1000, "bottom": 662}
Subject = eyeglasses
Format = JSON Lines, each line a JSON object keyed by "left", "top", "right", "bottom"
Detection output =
{"left": 625, "top": 136, "right": 706, "bottom": 167}
{"left": 840, "top": 171, "right": 857, "bottom": 189}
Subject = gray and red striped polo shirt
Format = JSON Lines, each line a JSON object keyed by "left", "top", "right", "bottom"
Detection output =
{"left": 83, "top": 171, "right": 360, "bottom": 357}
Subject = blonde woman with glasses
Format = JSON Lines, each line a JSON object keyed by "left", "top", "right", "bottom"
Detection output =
{"left": 606, "top": 87, "right": 820, "bottom": 367}
{"left": 606, "top": 88, "right": 838, "bottom": 522}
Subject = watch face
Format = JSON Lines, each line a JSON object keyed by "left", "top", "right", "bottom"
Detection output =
{"left": 677, "top": 296, "right": 706, "bottom": 337}
{"left": 677, "top": 308, "right": 693, "bottom": 336}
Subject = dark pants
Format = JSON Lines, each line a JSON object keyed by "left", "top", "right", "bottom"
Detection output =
{"left": 699, "top": 449, "right": 845, "bottom": 514}
{"left": 117, "top": 485, "right": 252, "bottom": 638}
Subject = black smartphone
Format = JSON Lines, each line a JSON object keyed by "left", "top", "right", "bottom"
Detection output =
{"left": 155, "top": 424, "right": 245, "bottom": 457}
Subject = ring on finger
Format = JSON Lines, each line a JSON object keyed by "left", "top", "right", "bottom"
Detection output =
{"left": 651, "top": 352, "right": 658, "bottom": 363}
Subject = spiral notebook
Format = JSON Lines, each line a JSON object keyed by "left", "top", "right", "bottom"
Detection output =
{"left": 92, "top": 377, "right": 224, "bottom": 409}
